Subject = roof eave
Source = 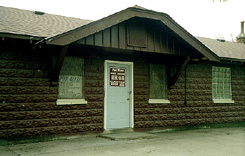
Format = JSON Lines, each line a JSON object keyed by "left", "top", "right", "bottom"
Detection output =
{"left": 0, "top": 32, "right": 44, "bottom": 40}
{"left": 43, "top": 6, "right": 220, "bottom": 62}
{"left": 220, "top": 57, "right": 245, "bottom": 63}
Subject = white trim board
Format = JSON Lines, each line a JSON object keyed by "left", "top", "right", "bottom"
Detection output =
{"left": 148, "top": 99, "right": 170, "bottom": 104}
{"left": 213, "top": 99, "right": 234, "bottom": 104}
{"left": 56, "top": 99, "right": 87, "bottom": 105}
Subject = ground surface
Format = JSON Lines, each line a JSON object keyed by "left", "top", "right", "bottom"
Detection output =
{"left": 1, "top": 127, "right": 245, "bottom": 156}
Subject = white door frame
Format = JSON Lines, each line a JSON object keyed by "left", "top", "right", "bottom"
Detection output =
{"left": 104, "top": 60, "right": 134, "bottom": 129}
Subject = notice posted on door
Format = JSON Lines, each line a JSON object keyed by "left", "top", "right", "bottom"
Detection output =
{"left": 110, "top": 67, "right": 126, "bottom": 87}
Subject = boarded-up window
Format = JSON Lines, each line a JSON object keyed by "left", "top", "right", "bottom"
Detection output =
{"left": 58, "top": 57, "right": 84, "bottom": 99}
{"left": 127, "top": 20, "right": 147, "bottom": 47}
{"left": 150, "top": 64, "right": 167, "bottom": 99}
{"left": 212, "top": 66, "right": 232, "bottom": 100}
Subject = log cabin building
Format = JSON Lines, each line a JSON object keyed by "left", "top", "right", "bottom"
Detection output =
{"left": 0, "top": 6, "right": 244, "bottom": 138}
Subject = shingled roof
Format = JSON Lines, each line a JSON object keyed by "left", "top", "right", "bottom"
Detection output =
{"left": 41, "top": 6, "right": 219, "bottom": 61}
{"left": 0, "top": 6, "right": 92, "bottom": 38}
{"left": 0, "top": 6, "right": 244, "bottom": 62}
{"left": 197, "top": 37, "right": 245, "bottom": 61}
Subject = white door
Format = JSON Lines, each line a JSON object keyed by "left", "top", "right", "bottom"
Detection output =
{"left": 105, "top": 61, "right": 133, "bottom": 129}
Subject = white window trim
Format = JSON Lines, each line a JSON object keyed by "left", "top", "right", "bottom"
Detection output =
{"left": 213, "top": 99, "right": 234, "bottom": 104}
{"left": 148, "top": 99, "right": 170, "bottom": 104}
{"left": 56, "top": 99, "right": 87, "bottom": 105}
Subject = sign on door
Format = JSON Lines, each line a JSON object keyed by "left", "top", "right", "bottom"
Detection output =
{"left": 109, "top": 67, "right": 126, "bottom": 87}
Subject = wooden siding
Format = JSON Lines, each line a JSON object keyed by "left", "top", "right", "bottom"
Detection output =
{"left": 76, "top": 18, "right": 188, "bottom": 55}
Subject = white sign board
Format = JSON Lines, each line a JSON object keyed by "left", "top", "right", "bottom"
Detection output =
{"left": 58, "top": 75, "right": 83, "bottom": 99}
{"left": 109, "top": 67, "right": 126, "bottom": 87}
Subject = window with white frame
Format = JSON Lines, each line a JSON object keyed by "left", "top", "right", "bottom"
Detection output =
{"left": 148, "top": 64, "right": 170, "bottom": 104}
{"left": 212, "top": 66, "right": 234, "bottom": 103}
{"left": 56, "top": 56, "right": 87, "bottom": 105}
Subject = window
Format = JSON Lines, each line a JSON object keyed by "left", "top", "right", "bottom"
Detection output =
{"left": 56, "top": 56, "right": 87, "bottom": 105}
{"left": 127, "top": 19, "right": 147, "bottom": 47}
{"left": 212, "top": 66, "right": 234, "bottom": 103}
{"left": 148, "top": 64, "right": 170, "bottom": 104}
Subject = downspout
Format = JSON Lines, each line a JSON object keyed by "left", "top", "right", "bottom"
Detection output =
{"left": 184, "top": 65, "right": 187, "bottom": 106}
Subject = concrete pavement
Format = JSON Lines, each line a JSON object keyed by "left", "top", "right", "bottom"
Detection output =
{"left": 1, "top": 127, "right": 245, "bottom": 156}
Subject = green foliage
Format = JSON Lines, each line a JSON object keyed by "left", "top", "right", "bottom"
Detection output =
{"left": 172, "top": 122, "right": 245, "bottom": 132}
{"left": 213, "top": 0, "right": 227, "bottom": 2}
{"left": 0, "top": 136, "right": 57, "bottom": 146}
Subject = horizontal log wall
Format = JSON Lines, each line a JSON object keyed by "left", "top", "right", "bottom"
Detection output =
{"left": 0, "top": 45, "right": 104, "bottom": 138}
{"left": 134, "top": 62, "right": 245, "bottom": 128}
{"left": 0, "top": 43, "right": 244, "bottom": 138}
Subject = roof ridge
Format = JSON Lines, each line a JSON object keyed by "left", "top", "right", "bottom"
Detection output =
{"left": 0, "top": 5, "right": 93, "bottom": 38}
{"left": 131, "top": 5, "right": 148, "bottom": 10}
{"left": 197, "top": 36, "right": 245, "bottom": 45}
{"left": 0, "top": 5, "right": 93, "bottom": 22}
{"left": 197, "top": 36, "right": 245, "bottom": 61}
